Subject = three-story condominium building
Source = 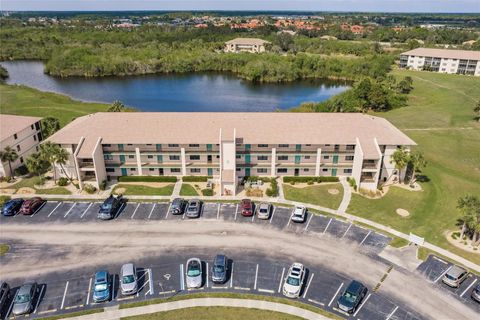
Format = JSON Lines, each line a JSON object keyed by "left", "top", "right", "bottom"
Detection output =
{"left": 224, "top": 38, "right": 270, "bottom": 53}
{"left": 399, "top": 48, "right": 480, "bottom": 76}
{"left": 47, "top": 112, "right": 415, "bottom": 195}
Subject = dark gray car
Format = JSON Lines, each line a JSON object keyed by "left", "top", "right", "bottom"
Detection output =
{"left": 12, "top": 282, "right": 37, "bottom": 316}
{"left": 211, "top": 254, "right": 228, "bottom": 284}
{"left": 170, "top": 198, "right": 186, "bottom": 215}
{"left": 186, "top": 199, "right": 201, "bottom": 218}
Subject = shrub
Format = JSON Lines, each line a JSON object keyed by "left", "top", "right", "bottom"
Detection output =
{"left": 307, "top": 180, "right": 314, "bottom": 185}
{"left": 0, "top": 176, "right": 12, "bottom": 183}
{"left": 99, "top": 180, "right": 107, "bottom": 191}
{"left": 201, "top": 188, "right": 213, "bottom": 196}
{"left": 34, "top": 176, "right": 45, "bottom": 186}
{"left": 14, "top": 165, "right": 29, "bottom": 176}
{"left": 57, "top": 177, "right": 69, "bottom": 186}
{"left": 83, "top": 183, "right": 97, "bottom": 194}
{"left": 283, "top": 176, "right": 339, "bottom": 183}
{"left": 182, "top": 176, "right": 212, "bottom": 182}
{"left": 118, "top": 176, "right": 177, "bottom": 183}
{"left": 245, "top": 188, "right": 263, "bottom": 197}
{"left": 266, "top": 178, "right": 279, "bottom": 197}
{"left": 0, "top": 195, "right": 11, "bottom": 207}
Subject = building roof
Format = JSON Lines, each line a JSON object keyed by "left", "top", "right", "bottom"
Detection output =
{"left": 0, "top": 114, "right": 42, "bottom": 142}
{"left": 225, "top": 38, "right": 270, "bottom": 45}
{"left": 401, "top": 48, "right": 480, "bottom": 60}
{"left": 47, "top": 112, "right": 415, "bottom": 158}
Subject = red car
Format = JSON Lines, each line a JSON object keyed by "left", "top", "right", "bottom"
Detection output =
{"left": 19, "top": 197, "right": 45, "bottom": 215}
{"left": 240, "top": 199, "right": 253, "bottom": 217}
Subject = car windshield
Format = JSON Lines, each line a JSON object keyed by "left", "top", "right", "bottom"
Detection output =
{"left": 101, "top": 203, "right": 112, "bottom": 210}
{"left": 187, "top": 263, "right": 201, "bottom": 277}
{"left": 343, "top": 291, "right": 357, "bottom": 303}
{"left": 259, "top": 208, "right": 268, "bottom": 213}
{"left": 15, "top": 293, "right": 30, "bottom": 303}
{"left": 95, "top": 283, "right": 108, "bottom": 291}
{"left": 123, "top": 275, "right": 135, "bottom": 284}
{"left": 214, "top": 265, "right": 224, "bottom": 273}
{"left": 445, "top": 273, "right": 458, "bottom": 281}
{"left": 286, "top": 276, "right": 300, "bottom": 286}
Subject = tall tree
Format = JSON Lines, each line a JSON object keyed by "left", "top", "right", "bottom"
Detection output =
{"left": 457, "top": 195, "right": 480, "bottom": 242}
{"left": 39, "top": 142, "right": 58, "bottom": 183}
{"left": 408, "top": 151, "right": 427, "bottom": 184}
{"left": 0, "top": 146, "right": 19, "bottom": 178}
{"left": 108, "top": 100, "right": 126, "bottom": 112}
{"left": 41, "top": 117, "right": 61, "bottom": 138}
{"left": 25, "top": 152, "right": 48, "bottom": 178}
{"left": 53, "top": 147, "right": 74, "bottom": 184}
{"left": 390, "top": 147, "right": 409, "bottom": 183}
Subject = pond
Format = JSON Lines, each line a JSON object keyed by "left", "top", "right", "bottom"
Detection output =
{"left": 1, "top": 61, "right": 350, "bottom": 112}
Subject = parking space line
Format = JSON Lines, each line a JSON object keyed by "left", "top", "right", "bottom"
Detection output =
{"left": 217, "top": 203, "right": 220, "bottom": 220}
{"left": 148, "top": 203, "right": 156, "bottom": 219}
{"left": 65, "top": 304, "right": 83, "bottom": 310}
{"left": 182, "top": 207, "right": 186, "bottom": 220}
{"left": 251, "top": 212, "right": 255, "bottom": 222}
{"left": 148, "top": 268, "right": 154, "bottom": 295}
{"left": 63, "top": 203, "right": 76, "bottom": 218}
{"left": 359, "top": 230, "right": 372, "bottom": 245}
{"left": 353, "top": 293, "right": 371, "bottom": 317}
{"left": 206, "top": 262, "right": 209, "bottom": 288}
{"left": 165, "top": 202, "right": 172, "bottom": 219}
{"left": 60, "top": 281, "right": 69, "bottom": 309}
{"left": 302, "top": 273, "right": 314, "bottom": 298}
{"left": 137, "top": 271, "right": 149, "bottom": 294}
{"left": 34, "top": 285, "right": 45, "bottom": 313}
{"left": 234, "top": 204, "right": 238, "bottom": 220}
{"left": 433, "top": 256, "right": 448, "bottom": 264}
{"left": 117, "top": 296, "right": 134, "bottom": 302}
{"left": 258, "top": 288, "right": 274, "bottom": 294}
{"left": 386, "top": 306, "right": 399, "bottom": 320}
{"left": 434, "top": 265, "right": 452, "bottom": 283}
{"left": 341, "top": 223, "right": 352, "bottom": 238}
{"left": 86, "top": 277, "right": 92, "bottom": 305}
{"left": 278, "top": 267, "right": 285, "bottom": 293}
{"left": 254, "top": 264, "right": 259, "bottom": 290}
{"left": 38, "top": 309, "right": 57, "bottom": 315}
{"left": 47, "top": 202, "right": 62, "bottom": 217}
{"left": 460, "top": 278, "right": 477, "bottom": 297}
{"left": 307, "top": 298, "right": 325, "bottom": 306}
{"left": 180, "top": 264, "right": 185, "bottom": 291}
{"left": 5, "top": 293, "right": 15, "bottom": 318}
{"left": 211, "top": 286, "right": 228, "bottom": 290}
{"left": 270, "top": 207, "right": 276, "bottom": 224}
{"left": 130, "top": 203, "right": 140, "bottom": 219}
{"left": 31, "top": 201, "right": 47, "bottom": 217}
{"left": 80, "top": 203, "right": 93, "bottom": 219}
{"left": 304, "top": 214, "right": 313, "bottom": 232}
{"left": 323, "top": 218, "right": 332, "bottom": 233}
{"left": 328, "top": 282, "right": 344, "bottom": 307}
{"left": 287, "top": 212, "right": 292, "bottom": 227}
{"left": 230, "top": 262, "right": 234, "bottom": 288}
{"left": 234, "top": 286, "right": 251, "bottom": 291}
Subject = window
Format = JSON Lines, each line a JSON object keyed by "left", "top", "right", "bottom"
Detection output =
{"left": 323, "top": 155, "right": 329, "bottom": 160}
{"left": 345, "top": 156, "right": 354, "bottom": 161}
{"left": 346, "top": 145, "right": 355, "bottom": 150}
{"left": 277, "top": 168, "right": 288, "bottom": 173}
{"left": 278, "top": 144, "right": 289, "bottom": 148}
{"left": 257, "top": 168, "right": 267, "bottom": 173}
{"left": 106, "top": 168, "right": 115, "bottom": 173}
{"left": 35, "top": 146, "right": 39, "bottom": 152}
{"left": 189, "top": 144, "right": 199, "bottom": 147}
{"left": 33, "top": 135, "right": 37, "bottom": 141}
{"left": 168, "top": 144, "right": 179, "bottom": 148}
{"left": 306, "top": 144, "right": 311, "bottom": 146}
{"left": 303, "top": 168, "right": 309, "bottom": 172}
{"left": 104, "top": 154, "right": 113, "bottom": 161}
{"left": 190, "top": 168, "right": 201, "bottom": 173}
{"left": 304, "top": 156, "right": 310, "bottom": 159}
{"left": 16, "top": 145, "right": 21, "bottom": 152}
{"left": 322, "top": 168, "right": 328, "bottom": 172}
{"left": 236, "top": 168, "right": 242, "bottom": 172}
{"left": 103, "top": 144, "right": 111, "bottom": 147}
{"left": 278, "top": 155, "right": 288, "bottom": 161}
{"left": 189, "top": 155, "right": 200, "bottom": 160}
{"left": 325, "top": 144, "right": 330, "bottom": 146}
{"left": 19, "top": 157, "right": 23, "bottom": 163}
{"left": 149, "top": 168, "right": 155, "bottom": 171}
{"left": 130, "top": 168, "right": 136, "bottom": 171}
{"left": 31, "top": 124, "right": 34, "bottom": 130}
{"left": 258, "top": 144, "right": 268, "bottom": 148}
{"left": 170, "top": 155, "right": 180, "bottom": 161}
{"left": 35, "top": 122, "right": 40, "bottom": 130}
{"left": 236, "top": 155, "right": 241, "bottom": 159}
{"left": 146, "top": 144, "right": 152, "bottom": 146}
{"left": 344, "top": 169, "right": 352, "bottom": 173}
{"left": 127, "top": 144, "right": 133, "bottom": 146}
{"left": 128, "top": 155, "right": 134, "bottom": 159}
{"left": 13, "top": 133, "right": 17, "bottom": 140}
{"left": 171, "top": 168, "right": 181, "bottom": 173}
{"left": 257, "top": 156, "right": 268, "bottom": 161}
{"left": 147, "top": 155, "right": 153, "bottom": 159}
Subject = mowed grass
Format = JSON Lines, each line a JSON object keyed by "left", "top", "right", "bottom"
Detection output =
{"left": 0, "top": 83, "right": 109, "bottom": 127}
{"left": 121, "top": 307, "right": 303, "bottom": 320}
{"left": 180, "top": 183, "right": 199, "bottom": 196}
{"left": 113, "top": 184, "right": 174, "bottom": 196}
{"left": 0, "top": 176, "right": 71, "bottom": 195}
{"left": 0, "top": 244, "right": 10, "bottom": 256}
{"left": 283, "top": 183, "right": 343, "bottom": 210}
{"left": 349, "top": 69, "right": 480, "bottom": 265}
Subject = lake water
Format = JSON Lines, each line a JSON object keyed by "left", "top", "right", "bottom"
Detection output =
{"left": 1, "top": 61, "right": 349, "bottom": 112}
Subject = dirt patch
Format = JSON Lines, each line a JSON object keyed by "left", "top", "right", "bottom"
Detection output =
{"left": 396, "top": 208, "right": 410, "bottom": 217}
{"left": 0, "top": 188, "right": 16, "bottom": 194}
{"left": 114, "top": 187, "right": 126, "bottom": 194}
{"left": 445, "top": 231, "right": 480, "bottom": 255}
{"left": 328, "top": 188, "right": 340, "bottom": 195}
{"left": 16, "top": 187, "right": 36, "bottom": 194}
{"left": 0, "top": 221, "right": 477, "bottom": 319}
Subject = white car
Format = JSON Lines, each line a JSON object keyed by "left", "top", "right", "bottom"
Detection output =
{"left": 291, "top": 205, "right": 307, "bottom": 223}
{"left": 283, "top": 263, "right": 306, "bottom": 298}
{"left": 186, "top": 258, "right": 203, "bottom": 288}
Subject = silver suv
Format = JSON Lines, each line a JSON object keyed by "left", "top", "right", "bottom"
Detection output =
{"left": 186, "top": 199, "right": 201, "bottom": 218}
{"left": 256, "top": 203, "right": 272, "bottom": 220}
{"left": 442, "top": 265, "right": 468, "bottom": 288}
{"left": 120, "top": 263, "right": 138, "bottom": 295}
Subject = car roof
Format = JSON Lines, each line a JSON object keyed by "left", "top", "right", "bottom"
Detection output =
{"left": 172, "top": 198, "right": 183, "bottom": 204}
{"left": 346, "top": 280, "right": 364, "bottom": 293}
{"left": 121, "top": 263, "right": 135, "bottom": 275}
{"left": 18, "top": 283, "right": 34, "bottom": 294}
{"left": 95, "top": 271, "right": 108, "bottom": 280}
{"left": 447, "top": 265, "right": 467, "bottom": 277}
{"left": 187, "top": 258, "right": 201, "bottom": 266}
{"left": 214, "top": 254, "right": 226, "bottom": 263}
{"left": 259, "top": 202, "right": 270, "bottom": 208}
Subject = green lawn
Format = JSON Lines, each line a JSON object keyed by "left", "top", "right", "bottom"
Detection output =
{"left": 0, "top": 83, "right": 109, "bottom": 127}
{"left": 283, "top": 183, "right": 343, "bottom": 210}
{"left": 122, "top": 307, "right": 302, "bottom": 320}
{"left": 0, "top": 244, "right": 10, "bottom": 256}
{"left": 113, "top": 184, "right": 174, "bottom": 196}
{"left": 349, "top": 69, "right": 480, "bottom": 265}
{"left": 179, "top": 183, "right": 199, "bottom": 196}
{"left": 0, "top": 176, "right": 71, "bottom": 195}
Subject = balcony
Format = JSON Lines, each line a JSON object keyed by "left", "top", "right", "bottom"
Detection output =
{"left": 79, "top": 160, "right": 95, "bottom": 171}
{"left": 362, "top": 160, "right": 378, "bottom": 171}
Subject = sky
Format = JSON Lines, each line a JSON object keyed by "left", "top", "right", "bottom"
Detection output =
{"left": 1, "top": 0, "right": 480, "bottom": 13}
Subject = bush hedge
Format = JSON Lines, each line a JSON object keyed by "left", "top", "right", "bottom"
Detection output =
{"left": 99, "top": 180, "right": 107, "bottom": 191}
{"left": 182, "top": 176, "right": 212, "bottom": 182}
{"left": 266, "top": 179, "right": 279, "bottom": 197}
{"left": 14, "top": 165, "right": 29, "bottom": 176}
{"left": 83, "top": 183, "right": 97, "bottom": 194}
{"left": 0, "top": 196, "right": 11, "bottom": 207}
{"left": 118, "top": 176, "right": 177, "bottom": 183}
{"left": 57, "top": 177, "right": 68, "bottom": 186}
{"left": 283, "top": 176, "right": 339, "bottom": 183}
{"left": 201, "top": 188, "right": 213, "bottom": 196}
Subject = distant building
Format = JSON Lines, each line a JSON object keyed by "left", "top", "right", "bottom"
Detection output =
{"left": 320, "top": 35, "right": 337, "bottom": 41}
{"left": 224, "top": 38, "right": 270, "bottom": 53}
{"left": 277, "top": 30, "right": 297, "bottom": 36}
{"left": 399, "top": 48, "right": 480, "bottom": 76}
{"left": 0, "top": 115, "right": 43, "bottom": 177}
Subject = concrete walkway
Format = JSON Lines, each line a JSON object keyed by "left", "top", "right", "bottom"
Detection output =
{"left": 171, "top": 179, "right": 182, "bottom": 197}
{"left": 68, "top": 298, "right": 327, "bottom": 320}
{"left": 337, "top": 177, "right": 351, "bottom": 213}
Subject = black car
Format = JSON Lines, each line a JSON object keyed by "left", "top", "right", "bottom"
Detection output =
{"left": 2, "top": 198, "right": 24, "bottom": 216}
{"left": 337, "top": 280, "right": 368, "bottom": 314}
{"left": 211, "top": 254, "right": 228, "bottom": 284}
{"left": 98, "top": 195, "right": 124, "bottom": 220}
{"left": 170, "top": 198, "right": 186, "bottom": 215}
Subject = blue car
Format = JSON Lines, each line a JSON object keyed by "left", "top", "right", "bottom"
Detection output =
{"left": 92, "top": 271, "right": 111, "bottom": 303}
{"left": 2, "top": 199, "right": 24, "bottom": 216}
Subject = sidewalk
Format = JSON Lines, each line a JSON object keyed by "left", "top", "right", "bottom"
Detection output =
{"left": 337, "top": 177, "right": 351, "bottom": 213}
{"left": 69, "top": 298, "right": 327, "bottom": 320}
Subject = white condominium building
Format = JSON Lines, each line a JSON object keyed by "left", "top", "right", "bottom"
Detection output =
{"left": 224, "top": 38, "right": 270, "bottom": 53}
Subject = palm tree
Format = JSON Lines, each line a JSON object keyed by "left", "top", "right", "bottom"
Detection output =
{"left": 390, "top": 147, "right": 409, "bottom": 183}
{"left": 108, "top": 100, "right": 126, "bottom": 112}
{"left": 39, "top": 142, "right": 58, "bottom": 183}
{"left": 25, "top": 152, "right": 48, "bottom": 178}
{"left": 54, "top": 147, "right": 74, "bottom": 184}
{"left": 408, "top": 151, "right": 427, "bottom": 184}
{"left": 457, "top": 195, "right": 480, "bottom": 244}
{"left": 0, "top": 146, "right": 19, "bottom": 178}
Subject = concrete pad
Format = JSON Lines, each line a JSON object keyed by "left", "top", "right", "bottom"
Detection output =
{"left": 379, "top": 244, "right": 422, "bottom": 272}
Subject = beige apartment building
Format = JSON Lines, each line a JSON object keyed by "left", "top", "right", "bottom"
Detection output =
{"left": 399, "top": 48, "right": 480, "bottom": 76}
{"left": 224, "top": 38, "right": 270, "bottom": 53}
{"left": 47, "top": 112, "right": 415, "bottom": 195}
{"left": 0, "top": 114, "right": 43, "bottom": 177}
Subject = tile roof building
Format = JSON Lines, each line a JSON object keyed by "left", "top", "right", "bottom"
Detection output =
{"left": 224, "top": 38, "right": 270, "bottom": 53}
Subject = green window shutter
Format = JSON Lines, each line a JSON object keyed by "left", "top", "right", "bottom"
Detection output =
{"left": 333, "top": 155, "right": 339, "bottom": 164}
{"left": 295, "top": 144, "right": 301, "bottom": 151}
{"left": 245, "top": 144, "right": 251, "bottom": 150}
{"left": 121, "top": 168, "right": 127, "bottom": 176}
{"left": 156, "top": 144, "right": 162, "bottom": 151}
{"left": 332, "top": 168, "right": 337, "bottom": 177}
{"left": 295, "top": 155, "right": 301, "bottom": 164}
{"left": 245, "top": 155, "right": 251, "bottom": 164}
{"left": 207, "top": 168, "right": 213, "bottom": 176}
{"left": 118, "top": 144, "right": 124, "bottom": 151}
{"left": 119, "top": 155, "right": 126, "bottom": 163}
{"left": 207, "top": 144, "right": 212, "bottom": 151}
{"left": 245, "top": 168, "right": 251, "bottom": 176}
{"left": 157, "top": 155, "right": 163, "bottom": 162}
